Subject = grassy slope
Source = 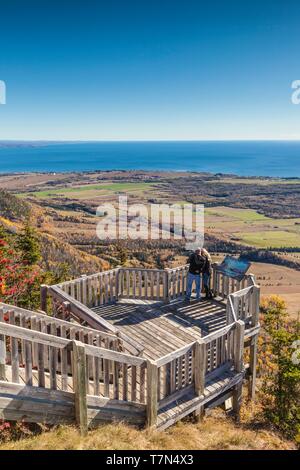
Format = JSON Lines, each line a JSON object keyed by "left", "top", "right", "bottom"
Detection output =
{"left": 0, "top": 410, "right": 295, "bottom": 450}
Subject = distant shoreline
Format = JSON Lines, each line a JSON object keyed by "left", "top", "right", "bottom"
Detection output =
{"left": 0, "top": 169, "right": 300, "bottom": 181}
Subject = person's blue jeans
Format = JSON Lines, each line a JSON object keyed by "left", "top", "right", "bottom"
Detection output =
{"left": 186, "top": 272, "right": 201, "bottom": 300}
{"left": 203, "top": 273, "right": 210, "bottom": 289}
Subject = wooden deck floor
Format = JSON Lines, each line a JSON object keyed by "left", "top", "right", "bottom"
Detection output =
{"left": 92, "top": 297, "right": 227, "bottom": 361}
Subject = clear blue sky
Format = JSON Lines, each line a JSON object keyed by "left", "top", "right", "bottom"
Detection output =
{"left": 0, "top": 0, "right": 300, "bottom": 140}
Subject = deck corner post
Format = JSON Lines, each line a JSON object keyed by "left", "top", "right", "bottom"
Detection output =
{"left": 71, "top": 340, "right": 88, "bottom": 436}
{"left": 146, "top": 359, "right": 158, "bottom": 428}
{"left": 40, "top": 284, "right": 49, "bottom": 313}
{"left": 194, "top": 340, "right": 206, "bottom": 422}
{"left": 234, "top": 320, "right": 245, "bottom": 373}
{"left": 232, "top": 320, "right": 245, "bottom": 420}
{"left": 251, "top": 285, "right": 260, "bottom": 326}
{"left": 232, "top": 382, "right": 243, "bottom": 419}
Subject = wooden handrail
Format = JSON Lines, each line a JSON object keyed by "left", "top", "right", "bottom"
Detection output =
{"left": 155, "top": 342, "right": 195, "bottom": 367}
{"left": 49, "top": 285, "right": 118, "bottom": 333}
{"left": 201, "top": 322, "right": 236, "bottom": 344}
{"left": 0, "top": 321, "right": 146, "bottom": 366}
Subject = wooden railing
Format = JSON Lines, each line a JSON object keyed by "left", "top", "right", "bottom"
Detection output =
{"left": 56, "top": 268, "right": 120, "bottom": 308}
{"left": 0, "top": 309, "right": 147, "bottom": 433}
{"left": 47, "top": 286, "right": 144, "bottom": 357}
{"left": 51, "top": 263, "right": 256, "bottom": 306}
{"left": 145, "top": 321, "right": 245, "bottom": 425}
{"left": 166, "top": 265, "right": 189, "bottom": 300}
{"left": 48, "top": 263, "right": 259, "bottom": 338}
{"left": 118, "top": 268, "right": 168, "bottom": 301}
{"left": 156, "top": 342, "right": 195, "bottom": 406}
{"left": 227, "top": 285, "right": 260, "bottom": 326}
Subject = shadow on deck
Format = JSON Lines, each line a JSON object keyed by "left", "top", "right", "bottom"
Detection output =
{"left": 92, "top": 297, "right": 227, "bottom": 360}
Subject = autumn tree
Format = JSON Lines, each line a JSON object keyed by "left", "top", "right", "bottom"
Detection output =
{"left": 260, "top": 296, "right": 300, "bottom": 444}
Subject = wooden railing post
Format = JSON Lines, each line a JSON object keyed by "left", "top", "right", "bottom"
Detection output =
{"left": 163, "top": 271, "right": 169, "bottom": 303}
{"left": 232, "top": 320, "right": 245, "bottom": 418}
{"left": 194, "top": 340, "right": 206, "bottom": 421}
{"left": 115, "top": 267, "right": 120, "bottom": 301}
{"left": 251, "top": 285, "right": 260, "bottom": 326}
{"left": 194, "top": 340, "right": 206, "bottom": 396}
{"left": 146, "top": 359, "right": 158, "bottom": 428}
{"left": 40, "top": 284, "right": 48, "bottom": 313}
{"left": 234, "top": 320, "right": 245, "bottom": 373}
{"left": 72, "top": 340, "right": 88, "bottom": 435}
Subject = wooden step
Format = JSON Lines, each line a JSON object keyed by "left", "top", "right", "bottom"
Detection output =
{"left": 157, "top": 369, "right": 243, "bottom": 430}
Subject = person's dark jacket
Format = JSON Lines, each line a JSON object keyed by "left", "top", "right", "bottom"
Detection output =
{"left": 188, "top": 253, "right": 212, "bottom": 275}
{"left": 202, "top": 256, "right": 212, "bottom": 276}
{"left": 188, "top": 253, "right": 206, "bottom": 275}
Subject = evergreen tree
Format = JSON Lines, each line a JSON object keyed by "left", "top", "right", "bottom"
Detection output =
{"left": 16, "top": 222, "right": 41, "bottom": 265}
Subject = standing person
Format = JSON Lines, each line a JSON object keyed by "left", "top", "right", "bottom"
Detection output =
{"left": 185, "top": 247, "right": 206, "bottom": 301}
{"left": 201, "top": 248, "right": 212, "bottom": 299}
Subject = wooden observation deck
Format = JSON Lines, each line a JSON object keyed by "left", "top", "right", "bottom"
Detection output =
{"left": 0, "top": 263, "right": 260, "bottom": 432}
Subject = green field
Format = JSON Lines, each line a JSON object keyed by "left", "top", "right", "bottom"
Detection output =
{"left": 205, "top": 207, "right": 269, "bottom": 222}
{"left": 236, "top": 230, "right": 300, "bottom": 248}
{"left": 18, "top": 182, "right": 156, "bottom": 199}
{"left": 204, "top": 206, "right": 300, "bottom": 248}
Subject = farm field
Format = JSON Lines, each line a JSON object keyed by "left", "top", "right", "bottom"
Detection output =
{"left": 205, "top": 206, "right": 300, "bottom": 248}
{"left": 249, "top": 262, "right": 300, "bottom": 318}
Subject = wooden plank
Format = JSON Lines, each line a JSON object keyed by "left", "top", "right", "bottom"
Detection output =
{"left": 24, "top": 340, "right": 33, "bottom": 386}
{"left": 103, "top": 339, "right": 110, "bottom": 397}
{"left": 49, "top": 323, "right": 57, "bottom": 390}
{"left": 122, "top": 363, "right": 128, "bottom": 401}
{"left": 93, "top": 335, "right": 101, "bottom": 396}
{"left": 140, "top": 363, "right": 146, "bottom": 403}
{"left": 61, "top": 325, "right": 68, "bottom": 391}
{"left": 7, "top": 310, "right": 19, "bottom": 384}
{"left": 131, "top": 365, "right": 137, "bottom": 402}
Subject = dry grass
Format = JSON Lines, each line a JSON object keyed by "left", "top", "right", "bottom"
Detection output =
{"left": 0, "top": 409, "right": 295, "bottom": 451}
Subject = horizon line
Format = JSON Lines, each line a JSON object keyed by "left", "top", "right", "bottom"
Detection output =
{"left": 1, "top": 138, "right": 300, "bottom": 143}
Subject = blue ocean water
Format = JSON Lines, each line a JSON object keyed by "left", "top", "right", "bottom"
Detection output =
{"left": 0, "top": 141, "right": 299, "bottom": 177}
